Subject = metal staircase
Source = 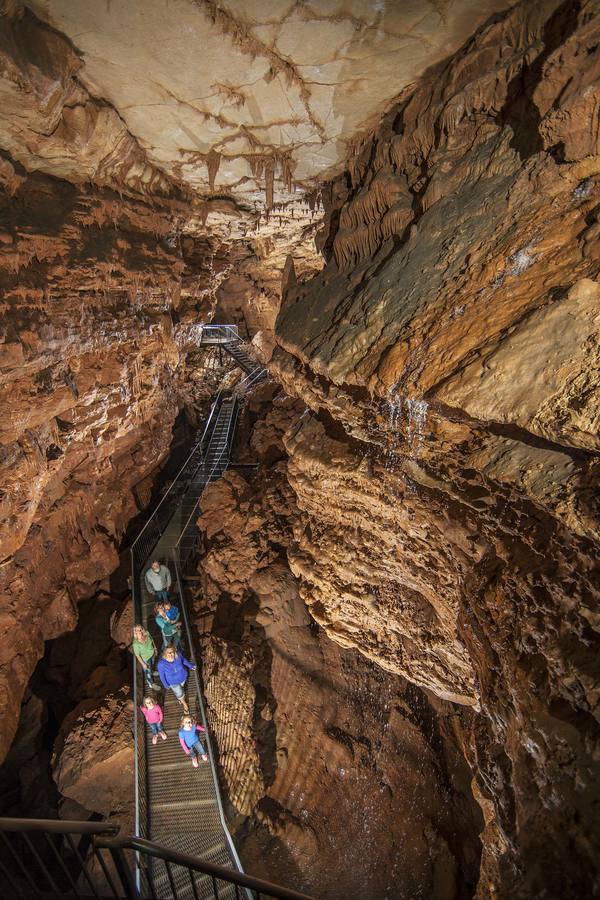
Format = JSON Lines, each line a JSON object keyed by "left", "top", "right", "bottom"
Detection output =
{"left": 198, "top": 325, "right": 264, "bottom": 381}
{"left": 126, "top": 329, "right": 289, "bottom": 898}
{"left": 0, "top": 328, "right": 298, "bottom": 899}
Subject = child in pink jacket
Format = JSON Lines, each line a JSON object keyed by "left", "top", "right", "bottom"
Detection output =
{"left": 140, "top": 696, "right": 167, "bottom": 745}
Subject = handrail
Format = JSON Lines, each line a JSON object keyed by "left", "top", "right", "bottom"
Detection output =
{"left": 174, "top": 367, "right": 267, "bottom": 553}
{"left": 127, "top": 339, "right": 270, "bottom": 898}
{"left": 199, "top": 324, "right": 240, "bottom": 343}
{"left": 174, "top": 399, "right": 240, "bottom": 554}
{"left": 170, "top": 553, "right": 249, "bottom": 895}
{"left": 0, "top": 818, "right": 119, "bottom": 835}
{"left": 0, "top": 817, "right": 317, "bottom": 900}
{"left": 94, "top": 835, "right": 317, "bottom": 900}
{"left": 130, "top": 392, "right": 222, "bottom": 560}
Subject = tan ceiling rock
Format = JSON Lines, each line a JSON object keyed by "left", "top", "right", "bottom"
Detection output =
{"left": 13, "top": 0, "right": 514, "bottom": 210}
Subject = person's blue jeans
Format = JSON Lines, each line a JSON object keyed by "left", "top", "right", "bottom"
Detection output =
{"left": 150, "top": 722, "right": 165, "bottom": 735}
{"left": 154, "top": 589, "right": 169, "bottom": 603}
{"left": 143, "top": 653, "right": 156, "bottom": 687}
{"left": 162, "top": 629, "right": 181, "bottom": 650}
{"left": 189, "top": 738, "right": 206, "bottom": 758}
{"left": 170, "top": 681, "right": 186, "bottom": 700}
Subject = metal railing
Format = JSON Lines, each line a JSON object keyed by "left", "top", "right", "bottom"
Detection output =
{"left": 126, "top": 336, "right": 279, "bottom": 898}
{"left": 0, "top": 818, "right": 316, "bottom": 900}
{"left": 199, "top": 325, "right": 240, "bottom": 344}
{"left": 130, "top": 394, "right": 222, "bottom": 571}
{"left": 175, "top": 400, "right": 240, "bottom": 568}
{"left": 0, "top": 343, "right": 292, "bottom": 900}
{"left": 174, "top": 366, "right": 267, "bottom": 567}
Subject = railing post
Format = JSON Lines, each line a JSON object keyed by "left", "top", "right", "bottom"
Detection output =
{"left": 103, "top": 843, "right": 138, "bottom": 899}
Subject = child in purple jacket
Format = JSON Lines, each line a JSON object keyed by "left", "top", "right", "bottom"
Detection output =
{"left": 179, "top": 715, "right": 207, "bottom": 768}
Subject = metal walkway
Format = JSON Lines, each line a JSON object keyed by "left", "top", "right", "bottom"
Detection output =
{"left": 131, "top": 330, "right": 268, "bottom": 899}
{"left": 199, "top": 325, "right": 264, "bottom": 382}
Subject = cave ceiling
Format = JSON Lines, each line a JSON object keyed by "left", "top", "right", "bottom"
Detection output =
{"left": 4, "top": 0, "right": 515, "bottom": 218}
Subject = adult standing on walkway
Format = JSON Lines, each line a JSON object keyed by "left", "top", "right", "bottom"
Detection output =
{"left": 144, "top": 560, "right": 171, "bottom": 602}
{"left": 157, "top": 645, "right": 195, "bottom": 714}
{"left": 132, "top": 625, "right": 159, "bottom": 690}
{"left": 154, "top": 601, "right": 182, "bottom": 650}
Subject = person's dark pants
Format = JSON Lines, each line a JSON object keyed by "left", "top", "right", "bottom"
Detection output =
{"left": 162, "top": 630, "right": 181, "bottom": 650}
{"left": 154, "top": 589, "right": 169, "bottom": 603}
{"left": 150, "top": 722, "right": 165, "bottom": 736}
{"left": 189, "top": 738, "right": 206, "bottom": 758}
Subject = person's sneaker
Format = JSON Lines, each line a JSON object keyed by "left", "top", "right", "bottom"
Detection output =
{"left": 160, "top": 731, "right": 167, "bottom": 740}
{"left": 151, "top": 682, "right": 161, "bottom": 691}
{"left": 152, "top": 735, "right": 158, "bottom": 745}
{"left": 192, "top": 757, "right": 199, "bottom": 768}
{"left": 201, "top": 754, "right": 208, "bottom": 762}
{"left": 199, "top": 725, "right": 205, "bottom": 732}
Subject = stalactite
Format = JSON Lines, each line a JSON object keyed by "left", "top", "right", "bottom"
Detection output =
{"left": 264, "top": 159, "right": 274, "bottom": 211}
{"left": 206, "top": 148, "right": 221, "bottom": 191}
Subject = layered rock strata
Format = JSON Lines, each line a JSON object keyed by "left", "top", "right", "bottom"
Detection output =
{"left": 270, "top": 1, "right": 600, "bottom": 895}
{"left": 0, "top": 153, "right": 217, "bottom": 764}
{"left": 196, "top": 387, "right": 483, "bottom": 898}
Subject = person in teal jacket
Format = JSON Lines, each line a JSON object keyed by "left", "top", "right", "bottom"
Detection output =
{"left": 154, "top": 601, "right": 181, "bottom": 650}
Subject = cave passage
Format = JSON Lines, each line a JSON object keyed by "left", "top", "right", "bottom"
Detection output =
{"left": 1, "top": 1, "right": 600, "bottom": 898}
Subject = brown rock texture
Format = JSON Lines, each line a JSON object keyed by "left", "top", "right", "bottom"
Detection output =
{"left": 1, "top": 1, "right": 599, "bottom": 897}
{"left": 196, "top": 390, "right": 484, "bottom": 898}
{"left": 0, "top": 0, "right": 515, "bottom": 339}
{"left": 270, "top": 1, "right": 600, "bottom": 895}
{"left": 52, "top": 686, "right": 134, "bottom": 826}
{"left": 0, "top": 151, "right": 218, "bottom": 765}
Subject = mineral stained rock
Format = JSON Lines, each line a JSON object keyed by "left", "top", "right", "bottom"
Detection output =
{"left": 17, "top": 0, "right": 514, "bottom": 206}
{"left": 197, "top": 389, "right": 484, "bottom": 899}
{"left": 271, "top": 1, "right": 600, "bottom": 895}
{"left": 52, "top": 686, "right": 134, "bottom": 826}
{"left": 0, "top": 0, "right": 599, "bottom": 897}
{"left": 0, "top": 153, "right": 211, "bottom": 764}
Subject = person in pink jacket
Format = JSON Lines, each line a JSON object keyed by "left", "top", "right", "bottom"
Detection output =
{"left": 140, "top": 696, "right": 167, "bottom": 745}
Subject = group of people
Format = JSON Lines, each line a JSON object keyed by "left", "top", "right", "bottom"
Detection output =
{"left": 132, "top": 559, "right": 208, "bottom": 767}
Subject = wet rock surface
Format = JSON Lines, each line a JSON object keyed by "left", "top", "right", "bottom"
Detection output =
{"left": 270, "top": 2, "right": 600, "bottom": 895}
{"left": 196, "top": 389, "right": 484, "bottom": 899}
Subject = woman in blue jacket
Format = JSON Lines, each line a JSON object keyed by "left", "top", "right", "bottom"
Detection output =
{"left": 157, "top": 645, "right": 196, "bottom": 714}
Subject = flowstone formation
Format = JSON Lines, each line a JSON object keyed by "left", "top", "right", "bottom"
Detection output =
{"left": 269, "top": 1, "right": 600, "bottom": 895}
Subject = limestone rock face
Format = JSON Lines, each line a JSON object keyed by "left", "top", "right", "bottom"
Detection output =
{"left": 283, "top": 413, "right": 477, "bottom": 706}
{"left": 52, "top": 687, "right": 134, "bottom": 825}
{"left": 14, "top": 0, "right": 514, "bottom": 207}
{"left": 0, "top": 0, "right": 515, "bottom": 338}
{"left": 270, "top": 2, "right": 600, "bottom": 895}
{"left": 0, "top": 153, "right": 217, "bottom": 764}
{"left": 197, "top": 391, "right": 483, "bottom": 898}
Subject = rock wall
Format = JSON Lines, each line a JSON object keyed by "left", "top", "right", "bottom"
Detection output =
{"left": 0, "top": 152, "right": 217, "bottom": 765}
{"left": 196, "top": 387, "right": 484, "bottom": 899}
{"left": 270, "top": 1, "right": 600, "bottom": 896}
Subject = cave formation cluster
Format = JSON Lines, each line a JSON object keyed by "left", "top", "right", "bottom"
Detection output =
{"left": 1, "top": 1, "right": 599, "bottom": 898}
